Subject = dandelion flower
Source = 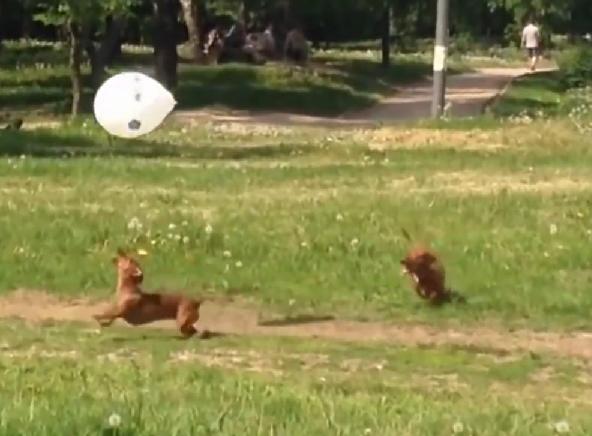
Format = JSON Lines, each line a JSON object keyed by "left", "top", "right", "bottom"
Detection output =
{"left": 549, "top": 224, "right": 558, "bottom": 235}
{"left": 137, "top": 249, "right": 148, "bottom": 256}
{"left": 336, "top": 213, "right": 344, "bottom": 222}
{"left": 235, "top": 261, "right": 243, "bottom": 268}
{"left": 553, "top": 420, "right": 570, "bottom": 434}
{"left": 205, "top": 224, "right": 213, "bottom": 235}
{"left": 452, "top": 422, "right": 464, "bottom": 434}
{"left": 223, "top": 250, "right": 232, "bottom": 258}
{"left": 168, "top": 223, "right": 177, "bottom": 230}
{"left": 107, "top": 413, "right": 122, "bottom": 428}
{"left": 127, "top": 217, "right": 142, "bottom": 231}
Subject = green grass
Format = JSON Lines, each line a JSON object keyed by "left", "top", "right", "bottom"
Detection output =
{"left": 0, "top": 320, "right": 590, "bottom": 435}
{"left": 0, "top": 41, "right": 435, "bottom": 118}
{"left": 491, "top": 71, "right": 566, "bottom": 118}
{"left": 1, "top": 50, "right": 592, "bottom": 434}
{"left": 176, "top": 51, "right": 434, "bottom": 115}
{"left": 1, "top": 112, "right": 592, "bottom": 329}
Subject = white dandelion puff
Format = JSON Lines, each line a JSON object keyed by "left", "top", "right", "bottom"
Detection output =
{"left": 107, "top": 413, "right": 122, "bottom": 428}
{"left": 553, "top": 420, "right": 570, "bottom": 434}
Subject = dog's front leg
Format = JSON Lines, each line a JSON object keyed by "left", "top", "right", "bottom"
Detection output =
{"left": 93, "top": 304, "right": 121, "bottom": 327}
{"left": 94, "top": 296, "right": 141, "bottom": 327}
{"left": 411, "top": 275, "right": 429, "bottom": 299}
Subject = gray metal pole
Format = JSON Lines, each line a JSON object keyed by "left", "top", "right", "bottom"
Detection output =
{"left": 431, "top": 0, "right": 449, "bottom": 118}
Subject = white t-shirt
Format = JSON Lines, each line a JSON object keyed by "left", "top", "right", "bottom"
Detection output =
{"left": 522, "top": 24, "right": 540, "bottom": 48}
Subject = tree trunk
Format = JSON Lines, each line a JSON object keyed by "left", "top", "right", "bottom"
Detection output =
{"left": 86, "top": 16, "right": 127, "bottom": 88}
{"left": 68, "top": 20, "right": 83, "bottom": 117}
{"left": 381, "top": 3, "right": 391, "bottom": 68}
{"left": 100, "top": 16, "right": 126, "bottom": 66}
{"left": 22, "top": 0, "right": 34, "bottom": 40}
{"left": 0, "top": 0, "right": 4, "bottom": 52}
{"left": 153, "top": 0, "right": 179, "bottom": 90}
{"left": 179, "top": 0, "right": 203, "bottom": 62}
{"left": 238, "top": 1, "right": 248, "bottom": 26}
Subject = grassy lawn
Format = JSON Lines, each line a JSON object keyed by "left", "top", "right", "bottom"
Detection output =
{"left": 0, "top": 40, "right": 437, "bottom": 118}
{"left": 1, "top": 108, "right": 592, "bottom": 329}
{"left": 0, "top": 39, "right": 534, "bottom": 120}
{"left": 2, "top": 43, "right": 592, "bottom": 435}
{"left": 0, "top": 319, "right": 590, "bottom": 435}
{"left": 491, "top": 71, "right": 566, "bottom": 118}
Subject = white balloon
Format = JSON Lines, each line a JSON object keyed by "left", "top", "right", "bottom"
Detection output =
{"left": 93, "top": 72, "right": 177, "bottom": 138}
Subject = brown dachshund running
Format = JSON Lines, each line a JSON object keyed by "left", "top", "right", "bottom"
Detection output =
{"left": 93, "top": 249, "right": 202, "bottom": 338}
{"left": 399, "top": 229, "right": 465, "bottom": 305}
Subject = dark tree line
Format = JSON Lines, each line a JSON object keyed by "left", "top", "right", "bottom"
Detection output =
{"left": 0, "top": 0, "right": 590, "bottom": 115}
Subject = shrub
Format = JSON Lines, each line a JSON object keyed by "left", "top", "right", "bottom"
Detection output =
{"left": 557, "top": 44, "right": 592, "bottom": 88}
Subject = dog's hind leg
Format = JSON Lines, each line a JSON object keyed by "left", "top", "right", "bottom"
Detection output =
{"left": 176, "top": 301, "right": 200, "bottom": 338}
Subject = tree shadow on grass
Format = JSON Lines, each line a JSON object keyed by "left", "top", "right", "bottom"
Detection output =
{"left": 175, "top": 57, "right": 434, "bottom": 115}
{"left": 0, "top": 128, "right": 317, "bottom": 160}
{"left": 0, "top": 44, "right": 68, "bottom": 68}
{"left": 176, "top": 65, "right": 376, "bottom": 115}
{"left": 1, "top": 45, "right": 434, "bottom": 117}
{"left": 493, "top": 97, "right": 561, "bottom": 117}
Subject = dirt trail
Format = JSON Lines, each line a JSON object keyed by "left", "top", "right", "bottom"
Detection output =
{"left": 174, "top": 67, "right": 556, "bottom": 128}
{"left": 2, "top": 290, "right": 592, "bottom": 361}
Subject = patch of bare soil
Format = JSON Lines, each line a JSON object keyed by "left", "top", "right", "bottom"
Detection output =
{"left": 2, "top": 290, "right": 592, "bottom": 361}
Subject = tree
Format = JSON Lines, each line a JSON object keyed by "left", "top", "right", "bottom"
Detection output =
{"left": 86, "top": 14, "right": 129, "bottom": 88}
{"left": 34, "top": 0, "right": 98, "bottom": 116}
{"left": 179, "top": 0, "right": 204, "bottom": 62}
{"left": 153, "top": 0, "right": 179, "bottom": 90}
{"left": 34, "top": 0, "right": 138, "bottom": 116}
{"left": 381, "top": 1, "right": 391, "bottom": 67}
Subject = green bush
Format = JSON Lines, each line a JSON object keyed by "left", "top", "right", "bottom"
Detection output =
{"left": 558, "top": 44, "right": 592, "bottom": 88}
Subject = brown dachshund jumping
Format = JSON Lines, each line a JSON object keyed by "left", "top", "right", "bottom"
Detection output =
{"left": 93, "top": 249, "right": 202, "bottom": 338}
{"left": 400, "top": 229, "right": 465, "bottom": 305}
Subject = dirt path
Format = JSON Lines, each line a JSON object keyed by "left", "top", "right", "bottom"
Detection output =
{"left": 2, "top": 290, "right": 592, "bottom": 361}
{"left": 174, "top": 67, "right": 556, "bottom": 128}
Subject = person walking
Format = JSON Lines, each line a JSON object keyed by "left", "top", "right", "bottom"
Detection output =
{"left": 521, "top": 17, "right": 541, "bottom": 72}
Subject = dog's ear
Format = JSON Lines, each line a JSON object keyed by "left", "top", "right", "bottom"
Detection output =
{"left": 116, "top": 248, "right": 126, "bottom": 257}
{"left": 111, "top": 256, "right": 119, "bottom": 265}
{"left": 131, "top": 262, "right": 143, "bottom": 276}
{"left": 420, "top": 251, "right": 438, "bottom": 264}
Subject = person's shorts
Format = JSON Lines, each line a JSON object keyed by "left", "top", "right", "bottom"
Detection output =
{"left": 526, "top": 47, "right": 539, "bottom": 57}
